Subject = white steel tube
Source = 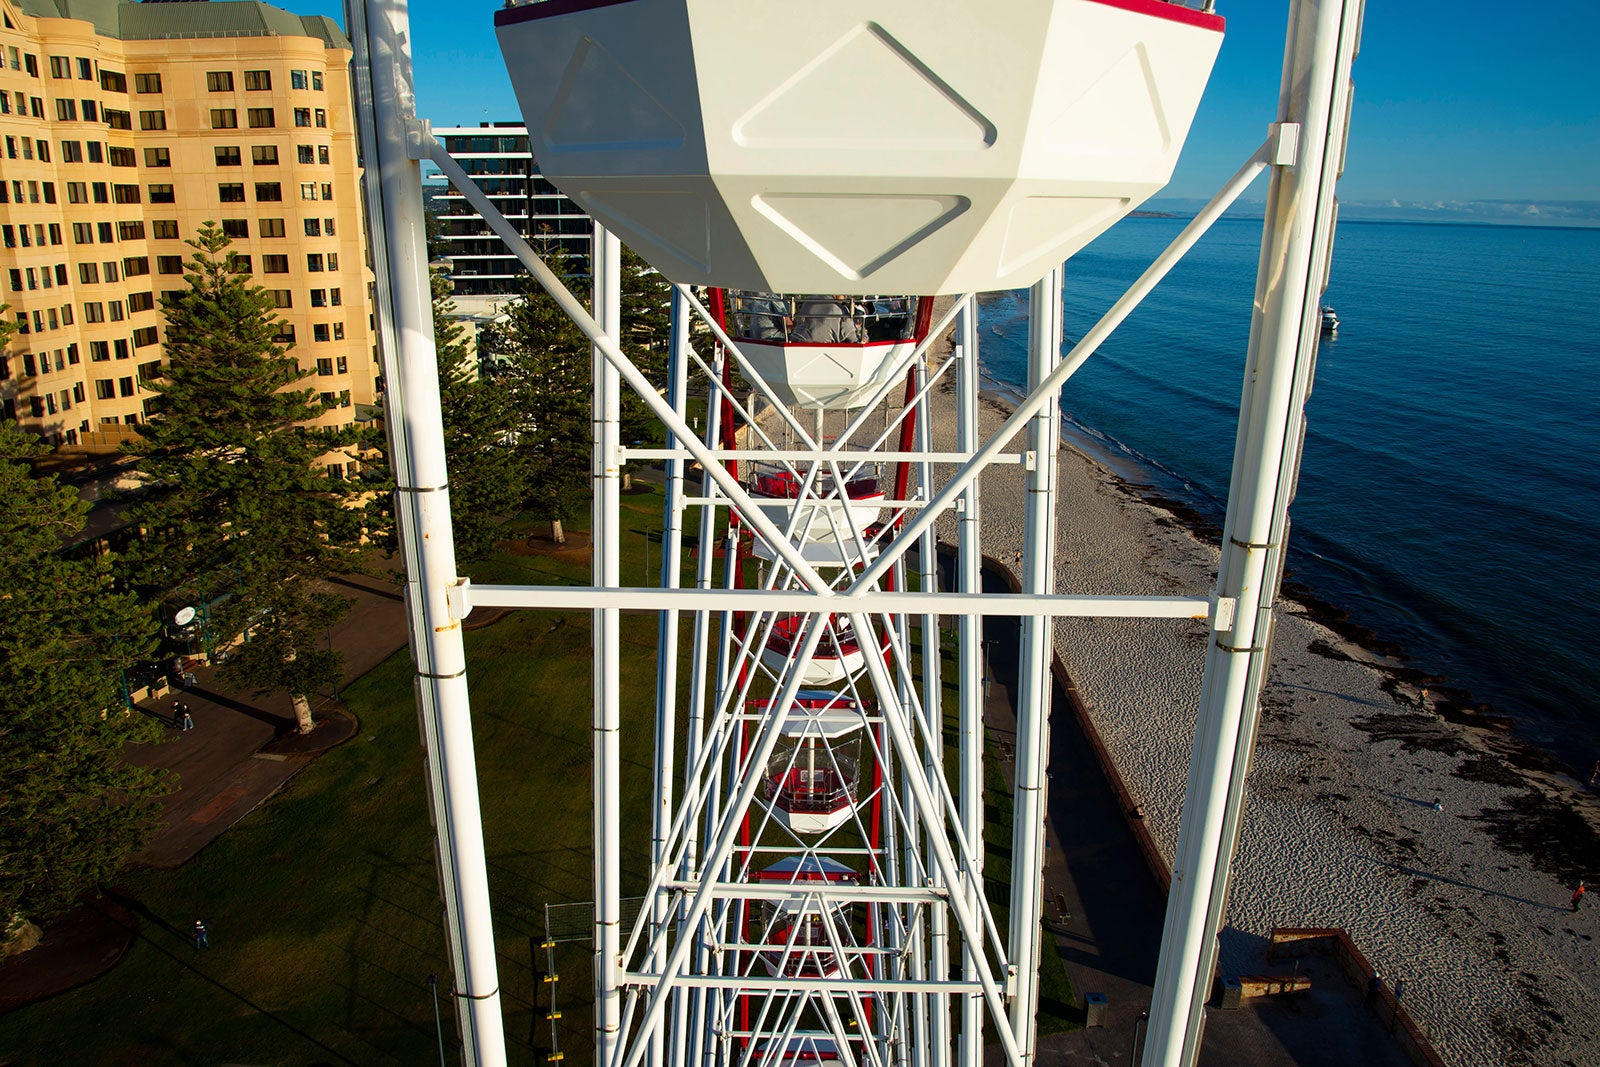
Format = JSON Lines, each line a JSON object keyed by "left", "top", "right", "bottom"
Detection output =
{"left": 1007, "top": 270, "right": 1063, "bottom": 1061}
{"left": 594, "top": 225, "right": 624, "bottom": 1067}
{"left": 954, "top": 300, "right": 984, "bottom": 1067}
{"left": 464, "top": 586, "right": 1212, "bottom": 619}
{"left": 916, "top": 357, "right": 951, "bottom": 1067}
{"left": 846, "top": 147, "right": 1272, "bottom": 597}
{"left": 1142, "top": 3, "right": 1364, "bottom": 1065}
{"left": 652, "top": 289, "right": 692, "bottom": 1067}
{"left": 344, "top": 2, "right": 506, "bottom": 1063}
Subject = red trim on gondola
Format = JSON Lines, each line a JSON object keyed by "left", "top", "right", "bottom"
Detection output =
{"left": 1085, "top": 0, "right": 1224, "bottom": 32}
{"left": 498, "top": 0, "right": 1221, "bottom": 32}
{"left": 731, "top": 336, "right": 911, "bottom": 350}
{"left": 493, "top": 0, "right": 638, "bottom": 28}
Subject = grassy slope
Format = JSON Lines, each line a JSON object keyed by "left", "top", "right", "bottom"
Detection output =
{"left": 0, "top": 486, "right": 1073, "bottom": 1064}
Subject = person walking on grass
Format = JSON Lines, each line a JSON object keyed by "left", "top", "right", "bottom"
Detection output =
{"left": 193, "top": 919, "right": 209, "bottom": 948}
{"left": 1572, "top": 882, "right": 1586, "bottom": 912}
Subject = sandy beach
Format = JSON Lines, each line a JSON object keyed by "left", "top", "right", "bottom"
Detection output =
{"left": 904, "top": 357, "right": 1600, "bottom": 1067}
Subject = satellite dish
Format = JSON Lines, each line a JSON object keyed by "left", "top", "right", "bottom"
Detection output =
{"left": 175, "top": 606, "right": 197, "bottom": 626}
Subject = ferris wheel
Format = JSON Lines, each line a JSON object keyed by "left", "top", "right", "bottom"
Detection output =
{"left": 343, "top": 2, "right": 1365, "bottom": 1067}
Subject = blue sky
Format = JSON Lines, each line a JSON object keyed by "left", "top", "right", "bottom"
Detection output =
{"left": 303, "top": 0, "right": 1599, "bottom": 205}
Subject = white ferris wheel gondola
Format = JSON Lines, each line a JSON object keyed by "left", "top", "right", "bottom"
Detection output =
{"left": 494, "top": 0, "right": 1225, "bottom": 295}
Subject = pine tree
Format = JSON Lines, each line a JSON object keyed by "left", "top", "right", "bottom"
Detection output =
{"left": 483, "top": 265, "right": 591, "bottom": 544}
{"left": 120, "top": 224, "right": 373, "bottom": 734}
{"left": 0, "top": 422, "right": 168, "bottom": 927}
{"left": 431, "top": 270, "right": 524, "bottom": 561}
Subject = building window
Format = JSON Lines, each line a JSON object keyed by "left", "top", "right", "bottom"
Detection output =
{"left": 92, "top": 181, "right": 108, "bottom": 203}
{"left": 315, "top": 109, "right": 326, "bottom": 128}
{"left": 108, "top": 146, "right": 136, "bottom": 167}
{"left": 229, "top": 255, "right": 252, "bottom": 275}
{"left": 84, "top": 302, "right": 105, "bottom": 323}
{"left": 156, "top": 256, "right": 184, "bottom": 275}
{"left": 144, "top": 147, "right": 170, "bottom": 167}
{"left": 330, "top": 288, "right": 342, "bottom": 307}
{"left": 312, "top": 71, "right": 324, "bottom": 91}
{"left": 97, "top": 221, "right": 114, "bottom": 243}
{"left": 210, "top": 109, "right": 237, "bottom": 130}
{"left": 100, "top": 70, "right": 126, "bottom": 93}
{"left": 103, "top": 261, "right": 119, "bottom": 282}
{"left": 297, "top": 144, "right": 315, "bottom": 164}
{"left": 255, "top": 182, "right": 282, "bottom": 202}
{"left": 291, "top": 69, "right": 308, "bottom": 89}
{"left": 321, "top": 183, "right": 333, "bottom": 202}
{"left": 246, "top": 107, "right": 274, "bottom": 129}
{"left": 55, "top": 98, "right": 77, "bottom": 121}
{"left": 206, "top": 71, "right": 234, "bottom": 92}
{"left": 304, "top": 218, "right": 321, "bottom": 237}
{"left": 77, "top": 57, "right": 93, "bottom": 80}
{"left": 272, "top": 324, "right": 295, "bottom": 343}
{"left": 118, "top": 222, "right": 146, "bottom": 242}
{"left": 259, "top": 218, "right": 286, "bottom": 238}
{"left": 309, "top": 289, "right": 328, "bottom": 307}
{"left": 336, "top": 355, "right": 347, "bottom": 373}
{"left": 221, "top": 219, "right": 249, "bottom": 238}
{"left": 49, "top": 55, "right": 70, "bottom": 78}
{"left": 218, "top": 183, "right": 246, "bottom": 203}
{"left": 112, "top": 184, "right": 141, "bottom": 204}
{"left": 139, "top": 110, "right": 165, "bottom": 130}
{"left": 108, "top": 300, "right": 124, "bottom": 322}
{"left": 119, "top": 376, "right": 135, "bottom": 398}
{"left": 152, "top": 220, "right": 179, "bottom": 240}
{"left": 262, "top": 255, "right": 289, "bottom": 274}
{"left": 134, "top": 72, "right": 161, "bottom": 93}
{"left": 62, "top": 140, "right": 82, "bottom": 162}
{"left": 269, "top": 289, "right": 292, "bottom": 308}
{"left": 313, "top": 324, "right": 330, "bottom": 342}
{"left": 96, "top": 379, "right": 115, "bottom": 399}
{"left": 293, "top": 107, "right": 311, "bottom": 127}
{"left": 105, "top": 108, "right": 130, "bottom": 130}
{"left": 326, "top": 253, "right": 339, "bottom": 271}
{"left": 134, "top": 326, "right": 159, "bottom": 348}
{"left": 73, "top": 223, "right": 94, "bottom": 245}
{"left": 147, "top": 184, "right": 174, "bottom": 204}
{"left": 251, "top": 144, "right": 278, "bottom": 165}
{"left": 307, "top": 254, "right": 324, "bottom": 272}
{"left": 300, "top": 182, "right": 318, "bottom": 201}
{"left": 86, "top": 141, "right": 102, "bottom": 163}
{"left": 243, "top": 70, "right": 271, "bottom": 91}
{"left": 316, "top": 357, "right": 334, "bottom": 375}
{"left": 215, "top": 145, "right": 241, "bottom": 167}
{"left": 114, "top": 339, "right": 130, "bottom": 360}
{"left": 129, "top": 292, "right": 155, "bottom": 312}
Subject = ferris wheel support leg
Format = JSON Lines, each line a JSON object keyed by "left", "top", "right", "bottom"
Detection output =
{"left": 594, "top": 225, "right": 624, "bottom": 1067}
{"left": 916, "top": 357, "right": 951, "bottom": 1067}
{"left": 1007, "top": 271, "right": 1064, "bottom": 1063}
{"left": 344, "top": 1, "right": 506, "bottom": 1063}
{"left": 954, "top": 299, "right": 985, "bottom": 1067}
{"left": 1142, "top": 2, "right": 1363, "bottom": 1066}
{"left": 654, "top": 289, "right": 693, "bottom": 1067}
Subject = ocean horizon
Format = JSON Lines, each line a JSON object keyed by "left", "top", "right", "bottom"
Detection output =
{"left": 978, "top": 216, "right": 1600, "bottom": 770}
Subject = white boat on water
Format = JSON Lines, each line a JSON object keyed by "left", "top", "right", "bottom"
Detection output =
{"left": 1321, "top": 305, "right": 1340, "bottom": 332}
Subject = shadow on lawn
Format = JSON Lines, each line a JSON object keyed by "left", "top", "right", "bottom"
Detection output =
{"left": 102, "top": 888, "right": 363, "bottom": 1066}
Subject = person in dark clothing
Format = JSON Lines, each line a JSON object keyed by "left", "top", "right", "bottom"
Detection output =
{"left": 193, "top": 919, "right": 209, "bottom": 948}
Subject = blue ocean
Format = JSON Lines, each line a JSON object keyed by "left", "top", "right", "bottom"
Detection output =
{"left": 978, "top": 217, "right": 1600, "bottom": 768}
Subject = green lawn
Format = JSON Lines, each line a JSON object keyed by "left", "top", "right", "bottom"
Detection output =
{"left": 0, "top": 485, "right": 1072, "bottom": 1065}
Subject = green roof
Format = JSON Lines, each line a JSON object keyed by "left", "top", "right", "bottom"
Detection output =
{"left": 18, "top": 0, "right": 351, "bottom": 49}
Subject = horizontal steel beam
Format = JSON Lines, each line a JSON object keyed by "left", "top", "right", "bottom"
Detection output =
{"left": 621, "top": 448, "right": 1027, "bottom": 466}
{"left": 662, "top": 882, "right": 950, "bottom": 904}
{"left": 620, "top": 973, "right": 988, "bottom": 996}
{"left": 456, "top": 581, "right": 1220, "bottom": 623}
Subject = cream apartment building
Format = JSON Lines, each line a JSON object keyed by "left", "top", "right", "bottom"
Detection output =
{"left": 0, "top": 0, "right": 376, "bottom": 460}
